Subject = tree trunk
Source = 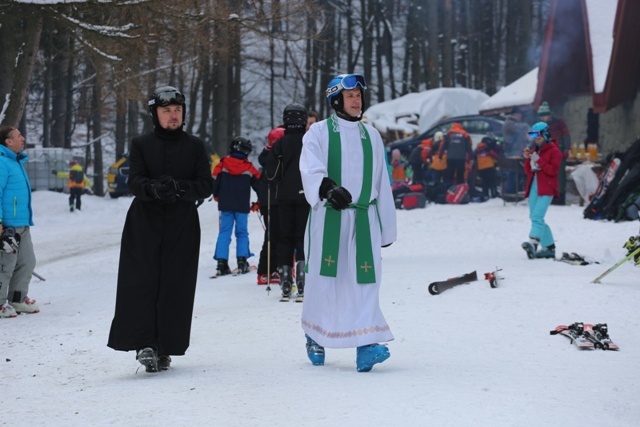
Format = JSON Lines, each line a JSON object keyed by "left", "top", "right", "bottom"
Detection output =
{"left": 442, "top": 0, "right": 453, "bottom": 87}
{"left": 1, "top": 9, "right": 43, "bottom": 127}
{"left": 427, "top": 0, "right": 439, "bottom": 89}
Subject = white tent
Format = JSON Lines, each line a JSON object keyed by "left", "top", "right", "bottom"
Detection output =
{"left": 478, "top": 68, "right": 538, "bottom": 115}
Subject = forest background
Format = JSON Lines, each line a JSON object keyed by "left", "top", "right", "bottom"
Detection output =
{"left": 0, "top": 0, "right": 550, "bottom": 195}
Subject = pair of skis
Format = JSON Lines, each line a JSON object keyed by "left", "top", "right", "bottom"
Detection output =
{"left": 428, "top": 269, "right": 501, "bottom": 295}
{"left": 550, "top": 322, "right": 619, "bottom": 350}
{"left": 209, "top": 265, "right": 257, "bottom": 279}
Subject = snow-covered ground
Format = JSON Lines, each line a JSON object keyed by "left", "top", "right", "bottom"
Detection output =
{"left": 3, "top": 191, "right": 640, "bottom": 426}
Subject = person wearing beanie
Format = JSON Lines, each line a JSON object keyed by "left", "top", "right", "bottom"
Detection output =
{"left": 108, "top": 86, "right": 213, "bottom": 373}
{"left": 265, "top": 104, "right": 311, "bottom": 300}
{"left": 537, "top": 101, "right": 571, "bottom": 205}
{"left": 298, "top": 73, "right": 397, "bottom": 372}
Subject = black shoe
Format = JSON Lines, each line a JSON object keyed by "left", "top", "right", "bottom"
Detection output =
{"left": 158, "top": 355, "right": 171, "bottom": 371}
{"left": 136, "top": 347, "right": 158, "bottom": 373}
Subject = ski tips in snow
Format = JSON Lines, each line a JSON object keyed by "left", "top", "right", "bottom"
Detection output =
{"left": 428, "top": 269, "right": 502, "bottom": 295}
{"left": 550, "top": 322, "right": 619, "bottom": 350}
{"left": 428, "top": 271, "right": 478, "bottom": 295}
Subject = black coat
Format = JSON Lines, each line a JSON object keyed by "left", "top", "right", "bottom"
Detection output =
{"left": 107, "top": 129, "right": 212, "bottom": 356}
{"left": 266, "top": 129, "right": 307, "bottom": 201}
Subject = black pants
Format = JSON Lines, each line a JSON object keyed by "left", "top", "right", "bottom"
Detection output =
{"left": 69, "top": 187, "right": 83, "bottom": 210}
{"left": 478, "top": 168, "right": 498, "bottom": 198}
{"left": 446, "top": 159, "right": 467, "bottom": 185}
{"left": 277, "top": 199, "right": 309, "bottom": 267}
{"left": 257, "top": 204, "right": 279, "bottom": 275}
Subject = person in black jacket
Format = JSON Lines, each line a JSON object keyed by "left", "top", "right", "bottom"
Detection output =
{"left": 107, "top": 86, "right": 213, "bottom": 373}
{"left": 255, "top": 127, "right": 285, "bottom": 285}
{"left": 266, "top": 103, "right": 310, "bottom": 300}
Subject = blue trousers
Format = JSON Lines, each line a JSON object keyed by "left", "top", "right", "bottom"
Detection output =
{"left": 528, "top": 178, "right": 554, "bottom": 247}
{"left": 214, "top": 211, "right": 252, "bottom": 260}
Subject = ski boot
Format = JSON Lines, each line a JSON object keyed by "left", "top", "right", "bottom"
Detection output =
{"left": 623, "top": 236, "right": 640, "bottom": 265}
{"left": 216, "top": 259, "right": 231, "bottom": 277}
{"left": 305, "top": 335, "right": 325, "bottom": 366}
{"left": 237, "top": 256, "right": 250, "bottom": 274}
{"left": 294, "top": 260, "right": 305, "bottom": 302}
{"left": 279, "top": 265, "right": 293, "bottom": 301}
{"left": 136, "top": 347, "right": 158, "bottom": 373}
{"left": 157, "top": 355, "right": 171, "bottom": 371}
{"left": 356, "top": 344, "right": 390, "bottom": 372}
{"left": 535, "top": 244, "right": 556, "bottom": 259}
{"left": 521, "top": 237, "right": 539, "bottom": 259}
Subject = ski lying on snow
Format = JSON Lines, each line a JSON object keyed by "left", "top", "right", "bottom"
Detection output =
{"left": 428, "top": 271, "right": 478, "bottom": 295}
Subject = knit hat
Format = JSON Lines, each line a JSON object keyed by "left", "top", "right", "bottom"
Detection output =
{"left": 537, "top": 101, "right": 551, "bottom": 117}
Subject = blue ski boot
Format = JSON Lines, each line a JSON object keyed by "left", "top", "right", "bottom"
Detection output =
{"left": 521, "top": 237, "right": 539, "bottom": 259}
{"left": 356, "top": 344, "right": 390, "bottom": 372}
{"left": 535, "top": 245, "right": 556, "bottom": 259}
{"left": 305, "top": 335, "right": 325, "bottom": 366}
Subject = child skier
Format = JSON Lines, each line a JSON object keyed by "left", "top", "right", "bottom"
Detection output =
{"left": 212, "top": 137, "right": 260, "bottom": 276}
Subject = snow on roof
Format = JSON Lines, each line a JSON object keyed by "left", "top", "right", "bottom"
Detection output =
{"left": 363, "top": 87, "right": 489, "bottom": 135}
{"left": 478, "top": 68, "right": 538, "bottom": 115}
{"left": 585, "top": 0, "right": 617, "bottom": 93}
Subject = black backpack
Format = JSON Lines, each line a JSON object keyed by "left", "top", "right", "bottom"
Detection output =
{"left": 70, "top": 170, "right": 84, "bottom": 184}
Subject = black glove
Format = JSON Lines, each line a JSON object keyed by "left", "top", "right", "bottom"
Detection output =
{"left": 1, "top": 227, "right": 20, "bottom": 254}
{"left": 51, "top": 169, "right": 58, "bottom": 175}
{"left": 319, "top": 178, "right": 352, "bottom": 210}
{"left": 148, "top": 177, "right": 177, "bottom": 203}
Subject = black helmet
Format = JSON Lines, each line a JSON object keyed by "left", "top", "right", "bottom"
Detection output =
{"left": 230, "top": 136, "right": 252, "bottom": 156}
{"left": 283, "top": 103, "right": 307, "bottom": 131}
{"left": 148, "top": 86, "right": 186, "bottom": 129}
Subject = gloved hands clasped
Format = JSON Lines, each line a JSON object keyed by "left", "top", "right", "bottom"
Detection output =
{"left": 319, "top": 178, "right": 352, "bottom": 210}
{"left": 147, "top": 175, "right": 183, "bottom": 202}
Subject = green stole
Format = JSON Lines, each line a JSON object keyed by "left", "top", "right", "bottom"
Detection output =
{"left": 319, "top": 115, "right": 376, "bottom": 284}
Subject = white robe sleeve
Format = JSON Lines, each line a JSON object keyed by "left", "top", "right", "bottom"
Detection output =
{"left": 369, "top": 125, "right": 397, "bottom": 246}
{"left": 300, "top": 121, "right": 328, "bottom": 208}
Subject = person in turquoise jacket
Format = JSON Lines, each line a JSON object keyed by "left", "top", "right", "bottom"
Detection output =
{"left": 0, "top": 125, "right": 39, "bottom": 318}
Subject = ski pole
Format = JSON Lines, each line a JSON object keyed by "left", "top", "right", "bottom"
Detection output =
{"left": 591, "top": 246, "right": 640, "bottom": 283}
{"left": 266, "top": 185, "right": 271, "bottom": 294}
{"left": 32, "top": 271, "right": 46, "bottom": 281}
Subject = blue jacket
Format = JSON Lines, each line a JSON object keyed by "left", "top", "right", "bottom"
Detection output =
{"left": 0, "top": 144, "right": 34, "bottom": 227}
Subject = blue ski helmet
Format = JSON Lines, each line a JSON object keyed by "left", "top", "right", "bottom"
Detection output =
{"left": 529, "top": 121, "right": 551, "bottom": 142}
{"left": 326, "top": 74, "right": 367, "bottom": 112}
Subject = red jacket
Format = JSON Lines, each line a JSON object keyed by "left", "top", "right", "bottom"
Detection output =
{"left": 524, "top": 140, "right": 562, "bottom": 198}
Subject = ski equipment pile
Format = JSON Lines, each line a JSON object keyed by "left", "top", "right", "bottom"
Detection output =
{"left": 550, "top": 322, "right": 619, "bottom": 350}
{"left": 583, "top": 158, "right": 621, "bottom": 219}
{"left": 556, "top": 252, "right": 596, "bottom": 266}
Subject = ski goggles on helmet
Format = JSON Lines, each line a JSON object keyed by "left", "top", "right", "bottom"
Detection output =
{"left": 326, "top": 74, "right": 367, "bottom": 99}
{"left": 149, "top": 89, "right": 186, "bottom": 108}
{"left": 527, "top": 131, "right": 542, "bottom": 139}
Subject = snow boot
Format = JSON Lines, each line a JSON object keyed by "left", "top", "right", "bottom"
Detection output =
{"left": 0, "top": 303, "right": 17, "bottom": 318}
{"left": 521, "top": 237, "right": 539, "bottom": 259}
{"left": 216, "top": 259, "right": 231, "bottom": 276}
{"left": 295, "top": 260, "right": 305, "bottom": 298}
{"left": 11, "top": 297, "right": 39, "bottom": 314}
{"left": 279, "top": 265, "right": 293, "bottom": 300}
{"left": 535, "top": 245, "right": 556, "bottom": 259}
{"left": 305, "top": 335, "right": 325, "bottom": 366}
{"left": 356, "top": 344, "right": 390, "bottom": 372}
{"left": 157, "top": 355, "right": 171, "bottom": 371}
{"left": 136, "top": 347, "right": 158, "bottom": 373}
{"left": 237, "top": 257, "right": 250, "bottom": 274}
